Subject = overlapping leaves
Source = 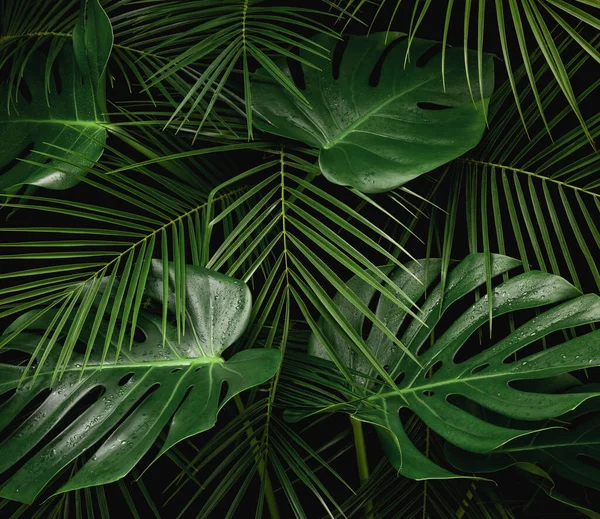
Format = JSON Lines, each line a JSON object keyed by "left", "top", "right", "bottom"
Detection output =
{"left": 251, "top": 32, "right": 494, "bottom": 193}
{"left": 299, "top": 254, "right": 600, "bottom": 480}
{"left": 0, "top": 0, "right": 111, "bottom": 194}
{"left": 332, "top": 0, "right": 600, "bottom": 142}
{"left": 0, "top": 261, "right": 280, "bottom": 503}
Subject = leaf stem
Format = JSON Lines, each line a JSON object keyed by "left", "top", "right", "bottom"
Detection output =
{"left": 234, "top": 395, "right": 280, "bottom": 519}
{"left": 350, "top": 415, "right": 374, "bottom": 518}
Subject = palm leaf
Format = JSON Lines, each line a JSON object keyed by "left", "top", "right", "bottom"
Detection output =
{"left": 0, "top": 261, "right": 280, "bottom": 502}
{"left": 439, "top": 31, "right": 600, "bottom": 294}
{"left": 0, "top": 0, "right": 111, "bottom": 194}
{"left": 331, "top": 0, "right": 600, "bottom": 144}
{"left": 286, "top": 254, "right": 600, "bottom": 481}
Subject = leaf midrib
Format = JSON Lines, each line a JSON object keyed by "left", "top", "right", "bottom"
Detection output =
{"left": 464, "top": 158, "right": 600, "bottom": 199}
{"left": 2, "top": 355, "right": 223, "bottom": 389}
{"left": 370, "top": 366, "right": 596, "bottom": 401}
{"left": 322, "top": 77, "right": 437, "bottom": 149}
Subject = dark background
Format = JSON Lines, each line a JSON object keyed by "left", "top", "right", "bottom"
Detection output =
{"left": 2, "top": 0, "right": 600, "bottom": 517}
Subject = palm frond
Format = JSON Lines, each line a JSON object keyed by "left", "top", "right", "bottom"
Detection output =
{"left": 108, "top": 0, "right": 342, "bottom": 138}
{"left": 0, "top": 0, "right": 77, "bottom": 106}
{"left": 435, "top": 30, "right": 600, "bottom": 295}
{"left": 0, "top": 134, "right": 264, "bottom": 379}
{"left": 332, "top": 0, "right": 600, "bottom": 145}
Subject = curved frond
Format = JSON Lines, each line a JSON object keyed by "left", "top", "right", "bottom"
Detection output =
{"left": 437, "top": 32, "right": 600, "bottom": 293}
{"left": 332, "top": 0, "right": 600, "bottom": 144}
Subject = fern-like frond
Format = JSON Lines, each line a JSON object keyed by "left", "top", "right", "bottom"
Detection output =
{"left": 433, "top": 31, "right": 600, "bottom": 295}
{"left": 108, "top": 0, "right": 341, "bottom": 139}
{"left": 0, "top": 135, "right": 264, "bottom": 379}
{"left": 332, "top": 0, "right": 600, "bottom": 145}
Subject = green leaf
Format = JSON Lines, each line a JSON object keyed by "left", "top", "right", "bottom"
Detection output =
{"left": 0, "top": 261, "right": 281, "bottom": 503}
{"left": 72, "top": 0, "right": 113, "bottom": 112}
{"left": 0, "top": 43, "right": 107, "bottom": 193}
{"left": 251, "top": 32, "right": 494, "bottom": 193}
{"left": 445, "top": 387, "right": 600, "bottom": 515}
{"left": 303, "top": 253, "right": 600, "bottom": 480}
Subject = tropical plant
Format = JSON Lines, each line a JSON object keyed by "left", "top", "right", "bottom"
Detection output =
{"left": 1, "top": 0, "right": 600, "bottom": 517}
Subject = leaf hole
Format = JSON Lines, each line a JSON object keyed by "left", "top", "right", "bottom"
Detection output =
{"left": 361, "top": 289, "right": 382, "bottom": 340}
{"left": 171, "top": 385, "right": 193, "bottom": 417}
{"left": 416, "top": 340, "right": 431, "bottom": 356}
{"left": 415, "top": 43, "right": 443, "bottom": 68}
{"left": 218, "top": 381, "right": 229, "bottom": 408}
{"left": 424, "top": 360, "right": 442, "bottom": 379}
{"left": 422, "top": 390, "right": 435, "bottom": 397}
{"left": 171, "top": 368, "right": 182, "bottom": 374}
{"left": 133, "top": 327, "right": 147, "bottom": 343}
{"left": 43, "top": 386, "right": 106, "bottom": 441}
{"left": 52, "top": 64, "right": 63, "bottom": 95}
{"left": 332, "top": 36, "right": 350, "bottom": 80}
{"left": 416, "top": 102, "right": 452, "bottom": 111}
{"left": 0, "top": 142, "right": 34, "bottom": 175}
{"left": 0, "top": 386, "right": 105, "bottom": 484}
{"left": 470, "top": 363, "right": 489, "bottom": 375}
{"left": 369, "top": 35, "right": 407, "bottom": 87}
{"left": 507, "top": 375, "right": 581, "bottom": 394}
{"left": 578, "top": 454, "right": 600, "bottom": 471}
{"left": 17, "top": 80, "right": 33, "bottom": 104}
{"left": 73, "top": 339, "right": 92, "bottom": 355}
{"left": 118, "top": 372, "right": 135, "bottom": 386}
{"left": 0, "top": 388, "right": 52, "bottom": 445}
{"left": 0, "top": 388, "right": 17, "bottom": 407}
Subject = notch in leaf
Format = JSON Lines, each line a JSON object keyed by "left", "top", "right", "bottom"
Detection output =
{"left": 0, "top": 261, "right": 281, "bottom": 503}
{"left": 251, "top": 33, "right": 495, "bottom": 193}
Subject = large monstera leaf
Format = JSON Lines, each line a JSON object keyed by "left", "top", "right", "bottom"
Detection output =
{"left": 0, "top": 0, "right": 111, "bottom": 193}
{"left": 0, "top": 261, "right": 281, "bottom": 503}
{"left": 305, "top": 254, "right": 600, "bottom": 479}
{"left": 251, "top": 33, "right": 494, "bottom": 193}
{"left": 445, "top": 385, "right": 600, "bottom": 516}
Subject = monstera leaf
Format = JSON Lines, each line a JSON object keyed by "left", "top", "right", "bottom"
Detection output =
{"left": 304, "top": 254, "right": 600, "bottom": 479}
{"left": 445, "top": 385, "right": 600, "bottom": 516}
{"left": 0, "top": 261, "right": 281, "bottom": 503}
{"left": 251, "top": 33, "right": 494, "bottom": 193}
{"left": 0, "top": 0, "right": 111, "bottom": 193}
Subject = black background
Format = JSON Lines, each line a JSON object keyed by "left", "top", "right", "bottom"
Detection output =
{"left": 2, "top": 0, "right": 600, "bottom": 517}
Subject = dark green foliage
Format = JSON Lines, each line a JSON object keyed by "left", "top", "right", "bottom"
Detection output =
{"left": 1, "top": 0, "right": 600, "bottom": 517}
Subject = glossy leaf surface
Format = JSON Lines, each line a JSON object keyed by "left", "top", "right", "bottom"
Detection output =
{"left": 251, "top": 33, "right": 494, "bottom": 193}
{"left": 0, "top": 262, "right": 281, "bottom": 503}
{"left": 0, "top": 0, "right": 111, "bottom": 193}
{"left": 73, "top": 0, "right": 113, "bottom": 110}
{"left": 307, "top": 254, "right": 600, "bottom": 479}
{"left": 445, "top": 385, "right": 600, "bottom": 515}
